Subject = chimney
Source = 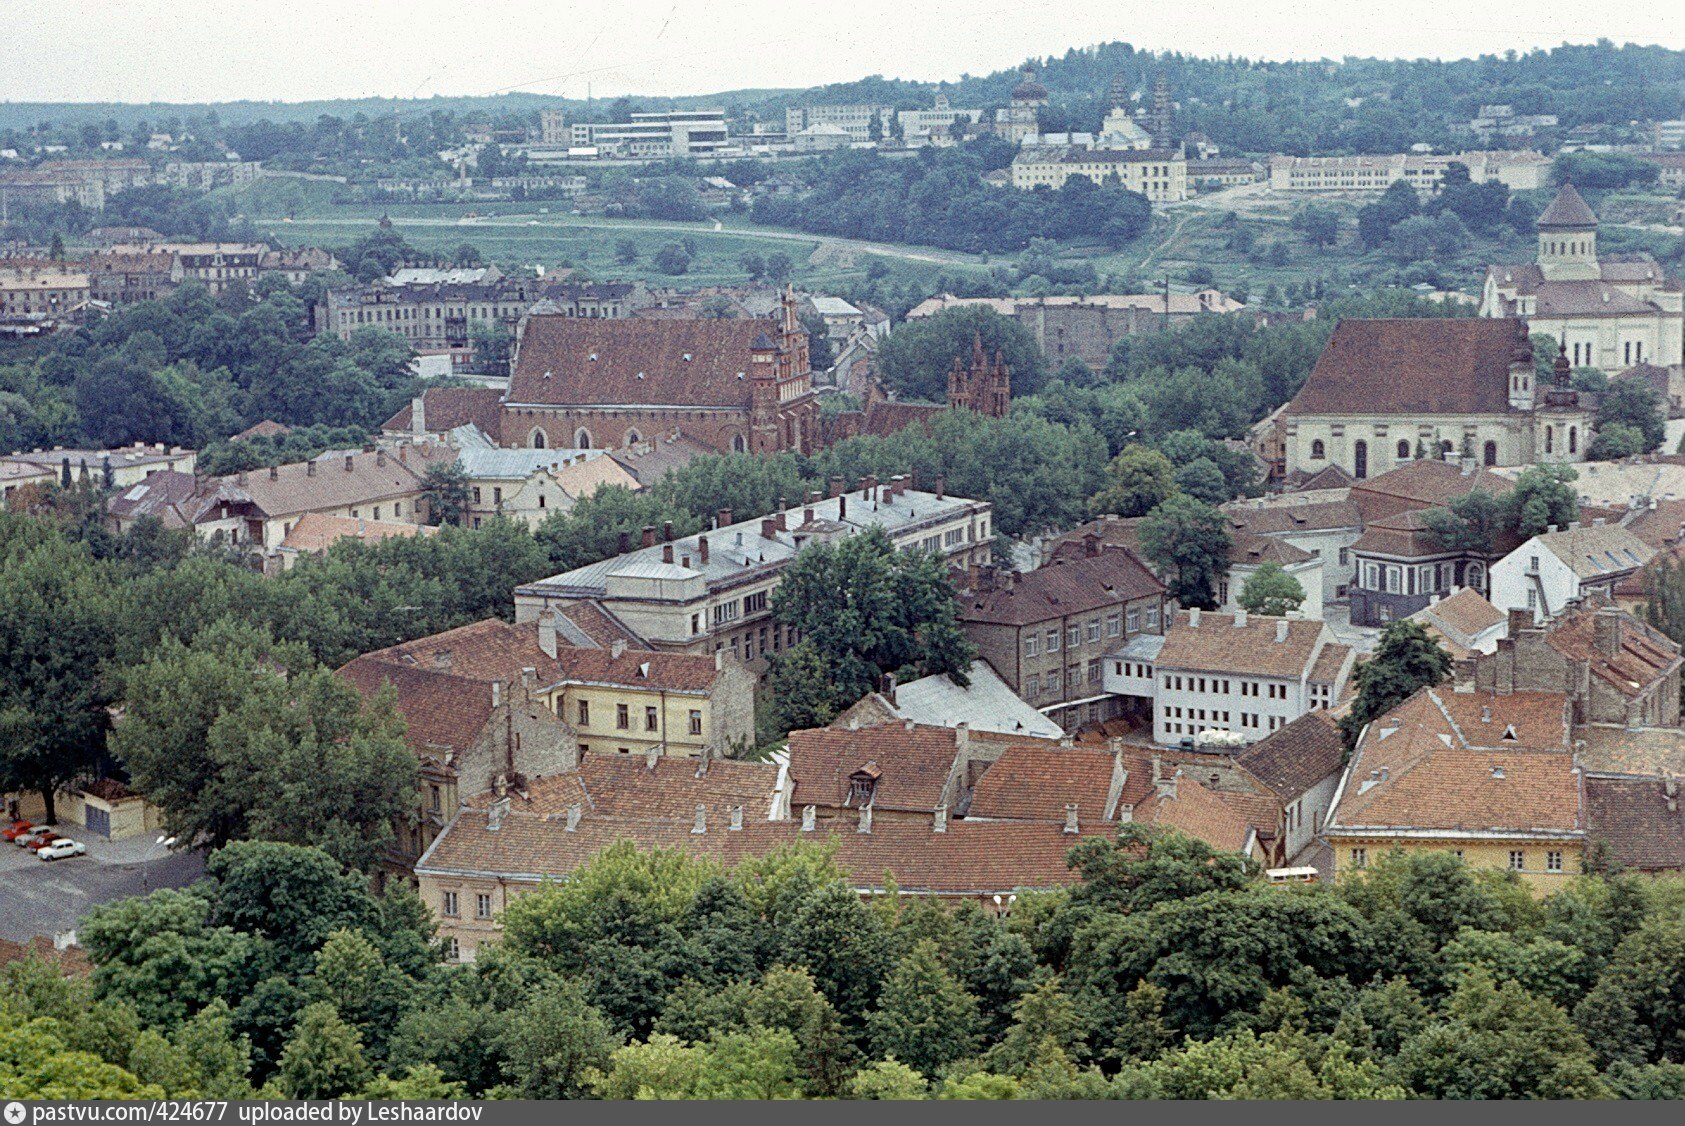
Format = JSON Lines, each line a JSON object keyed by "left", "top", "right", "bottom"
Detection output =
{"left": 268, "top": 465, "right": 278, "bottom": 481}
{"left": 857, "top": 804, "right": 873, "bottom": 834}
{"left": 933, "top": 805, "right": 948, "bottom": 833}
{"left": 662, "top": 520, "right": 673, "bottom": 542}
{"left": 691, "top": 804, "right": 707, "bottom": 835}
{"left": 774, "top": 510, "right": 788, "bottom": 531}
{"left": 306, "top": 459, "right": 317, "bottom": 477}
{"left": 376, "top": 448, "right": 386, "bottom": 466}
{"left": 717, "top": 507, "right": 733, "bottom": 528}
{"left": 487, "top": 796, "right": 511, "bottom": 832}
{"left": 344, "top": 454, "right": 354, "bottom": 472}
{"left": 801, "top": 804, "right": 816, "bottom": 831}
{"left": 698, "top": 535, "right": 709, "bottom": 564}
{"left": 828, "top": 476, "right": 844, "bottom": 498}
{"left": 935, "top": 474, "right": 946, "bottom": 500}
{"left": 432, "top": 649, "right": 452, "bottom": 671}
{"left": 883, "top": 673, "right": 897, "bottom": 705}
{"left": 521, "top": 666, "right": 536, "bottom": 692}
{"left": 1234, "top": 609, "right": 1248, "bottom": 629}
{"left": 611, "top": 638, "right": 628, "bottom": 659}
{"left": 398, "top": 444, "right": 407, "bottom": 464}
{"left": 695, "top": 746, "right": 711, "bottom": 777}
{"left": 236, "top": 470, "right": 248, "bottom": 486}
{"left": 662, "top": 543, "right": 674, "bottom": 563}
{"left": 1594, "top": 610, "right": 1621, "bottom": 659}
{"left": 1189, "top": 607, "right": 1201, "bottom": 628}
{"left": 803, "top": 507, "right": 814, "bottom": 525}
{"left": 645, "top": 745, "right": 660, "bottom": 770}
{"left": 1063, "top": 803, "right": 1079, "bottom": 834}
{"left": 491, "top": 681, "right": 503, "bottom": 708}
{"left": 761, "top": 518, "right": 778, "bottom": 540}
{"left": 411, "top": 395, "right": 426, "bottom": 436}
{"left": 641, "top": 525, "right": 656, "bottom": 548}
{"left": 565, "top": 803, "right": 582, "bottom": 831}
{"left": 838, "top": 495, "right": 847, "bottom": 520}
{"left": 955, "top": 721, "right": 970, "bottom": 755}
{"left": 729, "top": 805, "right": 743, "bottom": 831}
{"left": 1276, "top": 619, "right": 1289, "bottom": 643}
{"left": 537, "top": 608, "right": 558, "bottom": 659}
{"left": 863, "top": 474, "right": 878, "bottom": 499}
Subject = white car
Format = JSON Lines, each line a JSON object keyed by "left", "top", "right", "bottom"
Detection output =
{"left": 36, "top": 839, "right": 86, "bottom": 861}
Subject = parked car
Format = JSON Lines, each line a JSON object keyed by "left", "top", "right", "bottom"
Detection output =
{"left": 14, "top": 826, "right": 53, "bottom": 847}
{"left": 22, "top": 830, "right": 63, "bottom": 851}
{"left": 2, "top": 820, "right": 35, "bottom": 842}
{"left": 36, "top": 839, "right": 86, "bottom": 861}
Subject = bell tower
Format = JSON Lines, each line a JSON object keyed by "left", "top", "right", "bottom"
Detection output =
{"left": 1536, "top": 182, "right": 1599, "bottom": 282}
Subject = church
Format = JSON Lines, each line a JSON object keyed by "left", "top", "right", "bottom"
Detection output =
{"left": 1279, "top": 317, "right": 1593, "bottom": 479}
{"left": 1480, "top": 182, "right": 1683, "bottom": 371}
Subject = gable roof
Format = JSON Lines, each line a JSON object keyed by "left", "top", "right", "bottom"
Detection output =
{"left": 380, "top": 388, "right": 505, "bottom": 439}
{"left": 278, "top": 512, "right": 437, "bottom": 554}
{"left": 1530, "top": 523, "right": 1655, "bottom": 580}
{"left": 786, "top": 724, "right": 960, "bottom": 813}
{"left": 960, "top": 543, "right": 1163, "bottom": 626}
{"left": 877, "top": 661, "right": 1065, "bottom": 741}
{"left": 1413, "top": 587, "right": 1506, "bottom": 640}
{"left": 215, "top": 449, "right": 429, "bottom": 519}
{"left": 1154, "top": 610, "right": 1328, "bottom": 680}
{"left": 968, "top": 745, "right": 1119, "bottom": 822}
{"left": 467, "top": 753, "right": 783, "bottom": 822}
{"left": 1584, "top": 776, "right": 1685, "bottom": 873}
{"left": 1537, "top": 606, "right": 1681, "bottom": 701}
{"left": 1351, "top": 458, "right": 1516, "bottom": 521}
{"left": 1236, "top": 711, "right": 1346, "bottom": 800}
{"left": 508, "top": 317, "right": 775, "bottom": 408}
{"left": 1286, "top": 318, "right": 1532, "bottom": 418}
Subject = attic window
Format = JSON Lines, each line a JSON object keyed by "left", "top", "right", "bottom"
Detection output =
{"left": 588, "top": 352, "right": 598, "bottom": 361}
{"left": 637, "top": 662, "right": 650, "bottom": 678}
{"left": 1490, "top": 766, "right": 1505, "bottom": 779}
{"left": 636, "top": 371, "right": 646, "bottom": 379}
{"left": 736, "top": 371, "right": 745, "bottom": 380}
{"left": 1502, "top": 724, "right": 1518, "bottom": 741}
{"left": 682, "top": 353, "right": 693, "bottom": 362}
{"left": 542, "top": 369, "right": 553, "bottom": 379}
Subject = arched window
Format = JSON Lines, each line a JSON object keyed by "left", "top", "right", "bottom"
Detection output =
{"left": 1396, "top": 440, "right": 1410, "bottom": 460}
{"left": 529, "top": 428, "right": 547, "bottom": 449}
{"left": 574, "top": 428, "right": 593, "bottom": 449}
{"left": 1466, "top": 562, "right": 1486, "bottom": 592}
{"left": 1310, "top": 439, "right": 1326, "bottom": 460}
{"left": 1545, "top": 427, "right": 1554, "bottom": 454}
{"left": 1569, "top": 427, "right": 1578, "bottom": 454}
{"left": 624, "top": 428, "right": 642, "bottom": 448}
{"left": 1483, "top": 440, "right": 1498, "bottom": 466}
{"left": 731, "top": 433, "right": 747, "bottom": 454}
{"left": 1353, "top": 440, "right": 1368, "bottom": 480}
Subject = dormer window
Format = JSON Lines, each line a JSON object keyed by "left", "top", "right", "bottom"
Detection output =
{"left": 847, "top": 763, "right": 881, "bottom": 806}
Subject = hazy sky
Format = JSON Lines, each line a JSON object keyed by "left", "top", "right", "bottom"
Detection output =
{"left": 4, "top": 1, "right": 1682, "bottom": 105}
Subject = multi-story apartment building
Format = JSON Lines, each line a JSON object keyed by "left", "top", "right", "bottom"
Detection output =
{"left": 105, "top": 242, "right": 265, "bottom": 296}
{"left": 896, "top": 95, "right": 985, "bottom": 145}
{"left": 317, "top": 279, "right": 642, "bottom": 351}
{"left": 0, "top": 264, "right": 90, "bottom": 319}
{"left": 1107, "top": 609, "right": 1354, "bottom": 747}
{"left": 1268, "top": 150, "right": 1549, "bottom": 194}
{"left": 785, "top": 104, "right": 894, "bottom": 143}
{"left": 957, "top": 536, "right": 1166, "bottom": 731}
{"left": 512, "top": 476, "right": 992, "bottom": 674}
{"left": 1010, "top": 146, "right": 1189, "bottom": 201}
{"left": 35, "top": 158, "right": 152, "bottom": 197}
{"left": 570, "top": 110, "right": 728, "bottom": 158}
{"left": 85, "top": 250, "right": 181, "bottom": 305}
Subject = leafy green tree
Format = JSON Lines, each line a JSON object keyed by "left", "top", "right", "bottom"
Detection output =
{"left": 934, "top": 1070, "right": 1021, "bottom": 1099}
{"left": 846, "top": 1057, "right": 929, "bottom": 1099}
{"left": 868, "top": 940, "right": 983, "bottom": 1077}
{"left": 1506, "top": 463, "right": 1579, "bottom": 539}
{"left": 274, "top": 1002, "right": 371, "bottom": 1099}
{"left": 985, "top": 978, "right": 1089, "bottom": 1076}
{"left": 1238, "top": 562, "right": 1306, "bottom": 617}
{"left": 875, "top": 304, "right": 1046, "bottom": 401}
{"left": 586, "top": 1033, "right": 706, "bottom": 1099}
{"left": 79, "top": 890, "right": 259, "bottom": 1029}
{"left": 1138, "top": 495, "right": 1231, "bottom": 609}
{"left": 1596, "top": 379, "right": 1665, "bottom": 453}
{"left": 1574, "top": 917, "right": 1685, "bottom": 1066}
{"left": 358, "top": 1064, "right": 468, "bottom": 1099}
{"left": 652, "top": 242, "right": 691, "bottom": 275}
{"left": 495, "top": 979, "right": 619, "bottom": 1098}
{"left": 1421, "top": 488, "right": 1510, "bottom": 553}
{"left": 421, "top": 460, "right": 471, "bottom": 526}
{"left": 1392, "top": 973, "right": 1607, "bottom": 1099}
{"left": 1357, "top": 179, "right": 1420, "bottom": 248}
{"left": 1339, "top": 620, "right": 1453, "bottom": 745}
{"left": 1588, "top": 421, "right": 1645, "bottom": 461}
{"left": 614, "top": 239, "right": 639, "bottom": 265}
{"left": 0, "top": 1020, "right": 165, "bottom": 1099}
{"left": 1291, "top": 204, "right": 1340, "bottom": 248}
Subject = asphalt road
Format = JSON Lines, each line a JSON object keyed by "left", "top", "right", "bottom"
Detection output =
{"left": 0, "top": 840, "right": 205, "bottom": 943}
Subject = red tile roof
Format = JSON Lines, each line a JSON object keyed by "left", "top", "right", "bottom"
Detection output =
{"left": 1351, "top": 459, "right": 1515, "bottom": 522}
{"left": 967, "top": 745, "right": 1120, "bottom": 822}
{"left": 1236, "top": 711, "right": 1345, "bottom": 800}
{"left": 467, "top": 753, "right": 781, "bottom": 821}
{"left": 960, "top": 543, "right": 1163, "bottom": 626}
{"left": 1585, "top": 776, "right": 1685, "bottom": 872}
{"left": 1287, "top": 318, "right": 1532, "bottom": 418}
{"left": 381, "top": 388, "right": 505, "bottom": 439}
{"left": 786, "top": 724, "right": 961, "bottom": 813}
{"left": 1541, "top": 607, "right": 1681, "bottom": 702}
{"left": 1155, "top": 610, "right": 1329, "bottom": 679}
{"left": 508, "top": 317, "right": 777, "bottom": 409}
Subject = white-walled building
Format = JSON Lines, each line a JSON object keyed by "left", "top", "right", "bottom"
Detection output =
{"left": 1106, "top": 609, "right": 1354, "bottom": 748}
{"left": 1490, "top": 521, "right": 1655, "bottom": 624}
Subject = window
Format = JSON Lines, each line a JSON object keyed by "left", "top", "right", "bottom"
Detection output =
{"left": 1046, "top": 629, "right": 1060, "bottom": 653}
{"left": 1086, "top": 618, "right": 1101, "bottom": 643}
{"left": 447, "top": 937, "right": 461, "bottom": 961}
{"left": 1067, "top": 625, "right": 1081, "bottom": 648}
{"left": 492, "top": 487, "right": 502, "bottom": 505}
{"left": 616, "top": 704, "right": 629, "bottom": 730}
{"left": 1350, "top": 848, "right": 1367, "bottom": 869}
{"left": 1024, "top": 634, "right": 1039, "bottom": 658}
{"left": 442, "top": 891, "right": 459, "bottom": 917}
{"left": 475, "top": 893, "right": 492, "bottom": 919}
{"left": 1483, "top": 440, "right": 1498, "bottom": 467}
{"left": 1125, "top": 607, "right": 1140, "bottom": 632}
{"left": 1396, "top": 439, "right": 1410, "bottom": 459}
{"left": 1107, "top": 612, "right": 1122, "bottom": 637}
{"left": 744, "top": 591, "right": 768, "bottom": 615}
{"left": 644, "top": 706, "right": 659, "bottom": 732}
{"left": 1546, "top": 850, "right": 1563, "bottom": 872}
{"left": 1026, "top": 674, "right": 1040, "bottom": 696}
{"left": 688, "top": 710, "right": 703, "bottom": 736}
{"left": 429, "top": 784, "right": 441, "bottom": 812}
{"left": 472, "top": 487, "right": 482, "bottom": 504}
{"left": 576, "top": 700, "right": 589, "bottom": 726}
{"left": 1509, "top": 850, "right": 1525, "bottom": 871}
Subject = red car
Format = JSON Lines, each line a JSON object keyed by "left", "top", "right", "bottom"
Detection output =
{"left": 22, "top": 831, "right": 62, "bottom": 851}
{"left": 1, "top": 820, "right": 35, "bottom": 842}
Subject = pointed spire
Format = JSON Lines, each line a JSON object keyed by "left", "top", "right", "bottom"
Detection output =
{"left": 1555, "top": 339, "right": 1572, "bottom": 387}
{"left": 1538, "top": 182, "right": 1598, "bottom": 230}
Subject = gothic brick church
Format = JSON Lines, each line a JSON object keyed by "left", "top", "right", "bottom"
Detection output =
{"left": 822, "top": 332, "right": 1012, "bottom": 444}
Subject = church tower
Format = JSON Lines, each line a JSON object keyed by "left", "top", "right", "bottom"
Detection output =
{"left": 1536, "top": 182, "right": 1599, "bottom": 282}
{"left": 947, "top": 333, "right": 1011, "bottom": 418}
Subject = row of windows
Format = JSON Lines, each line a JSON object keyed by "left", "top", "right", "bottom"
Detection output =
{"left": 573, "top": 699, "right": 704, "bottom": 735}
{"left": 440, "top": 890, "right": 494, "bottom": 919}
{"left": 1023, "top": 609, "right": 1139, "bottom": 658}
{"left": 1025, "top": 660, "right": 1103, "bottom": 697}
{"left": 1164, "top": 715, "right": 1284, "bottom": 736}
{"left": 1308, "top": 437, "right": 1502, "bottom": 470}
{"left": 1348, "top": 847, "right": 1564, "bottom": 871}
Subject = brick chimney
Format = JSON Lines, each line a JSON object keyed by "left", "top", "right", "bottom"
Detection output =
{"left": 537, "top": 608, "right": 558, "bottom": 658}
{"left": 828, "top": 476, "right": 845, "bottom": 499}
{"left": 662, "top": 521, "right": 674, "bottom": 541}
{"left": 618, "top": 530, "right": 631, "bottom": 554}
{"left": 344, "top": 454, "right": 354, "bottom": 472}
{"left": 1594, "top": 610, "right": 1622, "bottom": 659}
{"left": 857, "top": 804, "right": 872, "bottom": 834}
{"left": 662, "top": 544, "right": 674, "bottom": 563}
{"left": 717, "top": 508, "right": 733, "bottom": 529}
{"left": 565, "top": 803, "right": 582, "bottom": 831}
{"left": 376, "top": 448, "right": 386, "bottom": 466}
{"left": 935, "top": 474, "right": 946, "bottom": 500}
{"left": 268, "top": 465, "right": 279, "bottom": 480}
{"left": 641, "top": 525, "right": 656, "bottom": 548}
{"left": 698, "top": 535, "right": 709, "bottom": 564}
{"left": 306, "top": 459, "right": 316, "bottom": 477}
{"left": 761, "top": 518, "right": 778, "bottom": 540}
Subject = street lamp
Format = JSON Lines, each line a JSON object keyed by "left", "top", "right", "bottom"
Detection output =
{"left": 139, "top": 834, "right": 177, "bottom": 896}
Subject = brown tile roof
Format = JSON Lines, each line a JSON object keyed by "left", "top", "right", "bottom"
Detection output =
{"left": 216, "top": 449, "right": 429, "bottom": 519}
{"left": 960, "top": 543, "right": 1163, "bottom": 626}
{"left": 1417, "top": 587, "right": 1506, "bottom": 639}
{"left": 1575, "top": 725, "right": 1685, "bottom": 776}
{"left": 786, "top": 724, "right": 961, "bottom": 813}
{"left": 1133, "top": 777, "right": 1257, "bottom": 854}
{"left": 337, "top": 659, "right": 497, "bottom": 766}
{"left": 1351, "top": 459, "right": 1515, "bottom": 521}
{"left": 380, "top": 388, "right": 505, "bottom": 439}
{"left": 420, "top": 806, "right": 1113, "bottom": 895}
{"left": 1351, "top": 508, "right": 1453, "bottom": 559}
{"left": 508, "top": 317, "right": 775, "bottom": 409}
{"left": 107, "top": 470, "right": 200, "bottom": 527}
{"left": 555, "top": 601, "right": 650, "bottom": 651}
{"left": 967, "top": 745, "right": 1119, "bottom": 822}
{"left": 1618, "top": 499, "right": 1685, "bottom": 550}
{"left": 1329, "top": 689, "right": 1582, "bottom": 835}
{"left": 1155, "top": 610, "right": 1328, "bottom": 679}
{"left": 279, "top": 512, "right": 436, "bottom": 554}
{"left": 606, "top": 432, "right": 715, "bottom": 487}
{"left": 1537, "top": 182, "right": 1599, "bottom": 228}
{"left": 232, "top": 419, "right": 291, "bottom": 441}
{"left": 1584, "top": 776, "right": 1685, "bottom": 872}
{"left": 1231, "top": 528, "right": 1316, "bottom": 566}
{"left": 0, "top": 937, "right": 93, "bottom": 978}
{"left": 862, "top": 400, "right": 945, "bottom": 438}
{"left": 1541, "top": 607, "right": 1681, "bottom": 701}
{"left": 467, "top": 753, "right": 781, "bottom": 821}
{"left": 1226, "top": 498, "right": 1363, "bottom": 534}
{"left": 1287, "top": 318, "right": 1531, "bottom": 418}
{"left": 1310, "top": 644, "right": 1353, "bottom": 685}
{"left": 1435, "top": 690, "right": 1570, "bottom": 750}
{"left": 1236, "top": 711, "right": 1345, "bottom": 800}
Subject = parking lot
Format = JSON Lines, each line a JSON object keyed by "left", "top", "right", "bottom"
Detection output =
{"left": 0, "top": 828, "right": 204, "bottom": 943}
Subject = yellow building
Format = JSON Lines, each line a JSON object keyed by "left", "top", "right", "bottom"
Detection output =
{"left": 1324, "top": 687, "right": 1585, "bottom": 894}
{"left": 1010, "top": 146, "right": 1188, "bottom": 202}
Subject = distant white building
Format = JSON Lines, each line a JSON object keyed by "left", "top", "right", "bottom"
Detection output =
{"left": 1489, "top": 521, "right": 1655, "bottom": 624}
{"left": 1106, "top": 609, "right": 1354, "bottom": 748}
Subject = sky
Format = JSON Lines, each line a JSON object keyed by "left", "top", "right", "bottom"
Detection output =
{"left": 3, "top": 0, "right": 1682, "bottom": 105}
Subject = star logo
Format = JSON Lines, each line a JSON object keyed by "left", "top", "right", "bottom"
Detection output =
{"left": 4, "top": 1102, "right": 27, "bottom": 1125}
